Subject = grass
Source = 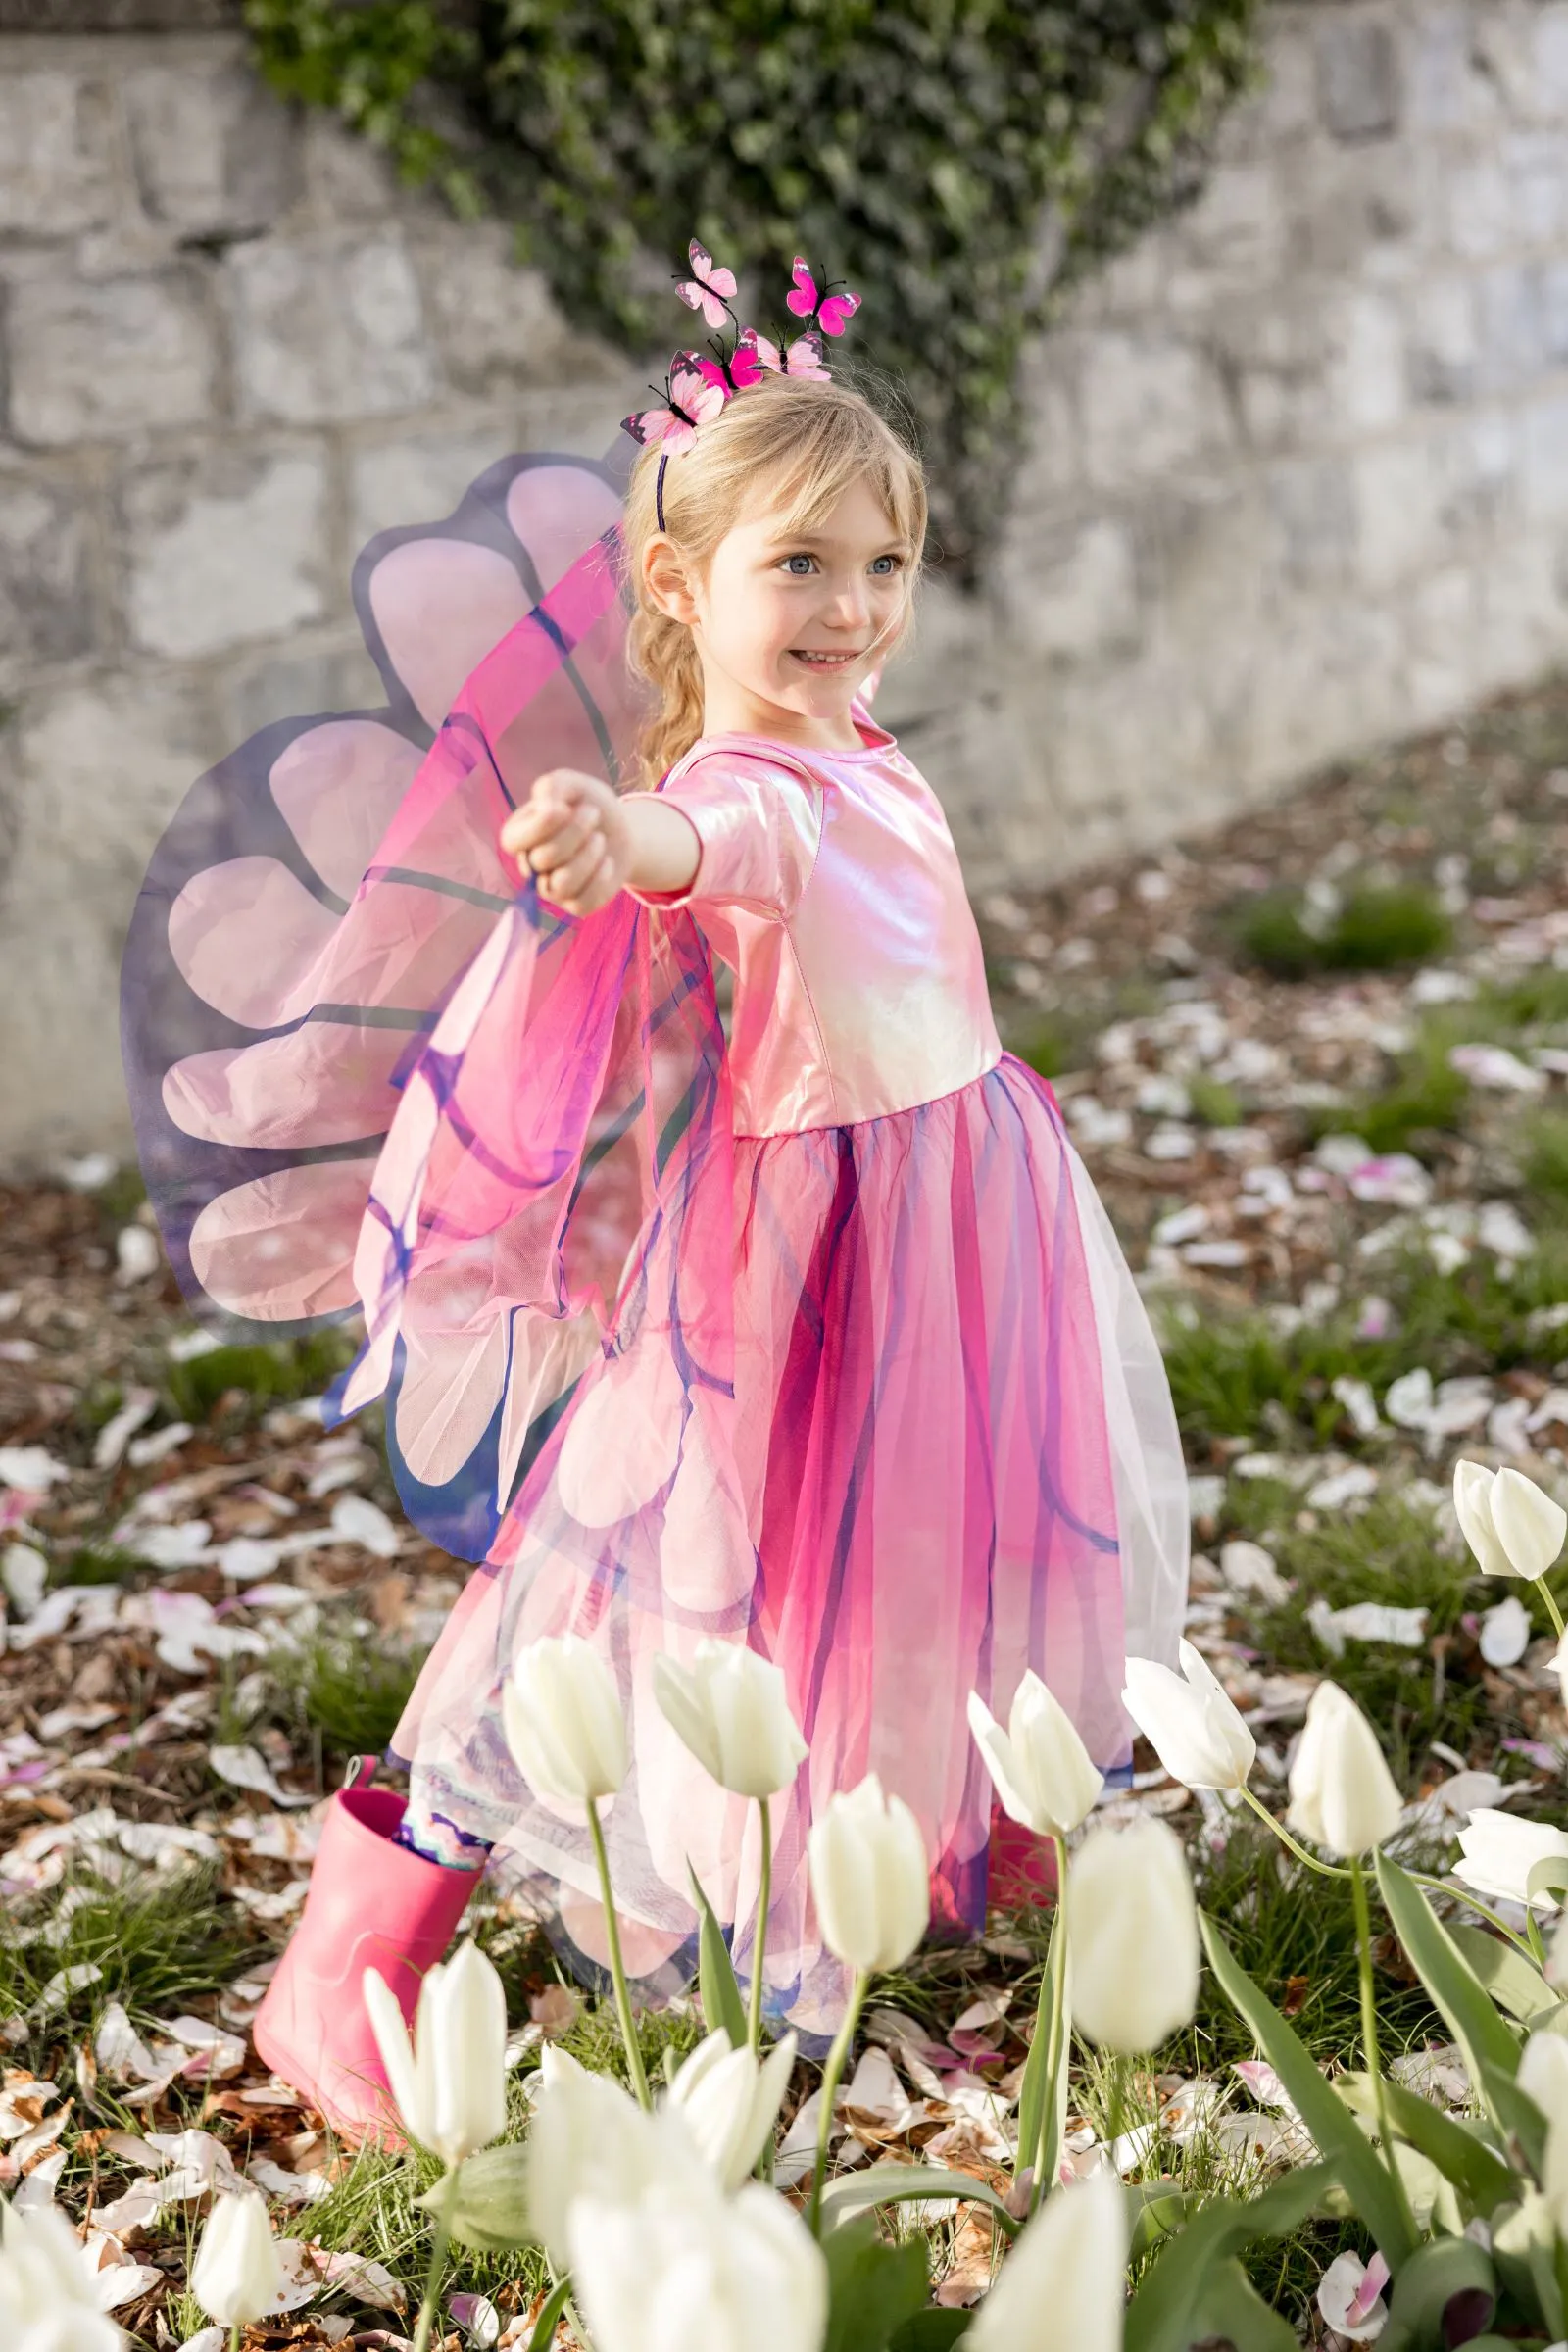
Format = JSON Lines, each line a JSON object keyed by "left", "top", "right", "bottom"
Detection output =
{"left": 272, "top": 1623, "right": 432, "bottom": 1760}
{"left": 0, "top": 1866, "right": 254, "bottom": 2066}
{"left": 1233, "top": 882, "right": 1451, "bottom": 980}
{"left": 1523, "top": 1109, "right": 1568, "bottom": 1208}
{"left": 163, "top": 1329, "right": 359, "bottom": 1426}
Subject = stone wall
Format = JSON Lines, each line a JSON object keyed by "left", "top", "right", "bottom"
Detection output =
{"left": 3, "top": 2, "right": 1568, "bottom": 1163}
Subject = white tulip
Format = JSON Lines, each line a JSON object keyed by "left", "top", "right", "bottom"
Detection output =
{"left": 1547, "top": 1907, "right": 1568, "bottom": 1991}
{"left": 967, "top": 1673, "right": 1102, "bottom": 1837}
{"left": 1452, "top": 1809, "right": 1568, "bottom": 1911}
{"left": 504, "top": 1634, "right": 627, "bottom": 1803}
{"left": 526, "top": 2044, "right": 707, "bottom": 2268}
{"left": 1122, "top": 1641, "right": 1256, "bottom": 1793}
{"left": 808, "top": 1774, "right": 929, "bottom": 1975}
{"left": 1553, "top": 1629, "right": 1568, "bottom": 1715}
{"left": 1520, "top": 2030, "right": 1568, "bottom": 2137}
{"left": 189, "top": 2191, "right": 283, "bottom": 2328}
{"left": 966, "top": 2167, "right": 1126, "bottom": 2352}
{"left": 665, "top": 2029, "right": 799, "bottom": 2192}
{"left": 566, "top": 2178, "right": 828, "bottom": 2352}
{"left": 1454, "top": 1460, "right": 1567, "bottom": 1582}
{"left": 1066, "top": 1817, "right": 1200, "bottom": 2053}
{"left": 1545, "top": 2111, "right": 1568, "bottom": 2240}
{"left": 652, "top": 1642, "right": 808, "bottom": 1799}
{"left": 1287, "top": 1681, "right": 1401, "bottom": 1858}
{"left": 0, "top": 2204, "right": 125, "bottom": 2352}
{"left": 364, "top": 1939, "right": 508, "bottom": 2166}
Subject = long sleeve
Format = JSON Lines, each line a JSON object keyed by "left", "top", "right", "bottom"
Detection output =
{"left": 631, "top": 751, "right": 824, "bottom": 921}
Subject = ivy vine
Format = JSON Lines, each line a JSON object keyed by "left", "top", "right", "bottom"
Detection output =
{"left": 246, "top": 0, "right": 1260, "bottom": 573}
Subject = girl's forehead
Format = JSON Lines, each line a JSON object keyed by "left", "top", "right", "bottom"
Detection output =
{"left": 732, "top": 475, "right": 903, "bottom": 548}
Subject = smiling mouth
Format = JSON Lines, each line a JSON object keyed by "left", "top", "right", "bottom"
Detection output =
{"left": 790, "top": 649, "right": 862, "bottom": 669}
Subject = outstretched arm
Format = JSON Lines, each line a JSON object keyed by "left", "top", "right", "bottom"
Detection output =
{"left": 500, "top": 769, "right": 699, "bottom": 916}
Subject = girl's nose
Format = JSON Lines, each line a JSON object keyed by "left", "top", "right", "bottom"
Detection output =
{"left": 828, "top": 581, "right": 871, "bottom": 628}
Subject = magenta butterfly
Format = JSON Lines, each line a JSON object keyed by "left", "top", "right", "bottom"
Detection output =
{"left": 620, "top": 352, "right": 730, "bottom": 452}
{"left": 785, "top": 257, "right": 860, "bottom": 337}
{"left": 694, "top": 324, "right": 829, "bottom": 397}
{"left": 675, "top": 240, "right": 739, "bottom": 332}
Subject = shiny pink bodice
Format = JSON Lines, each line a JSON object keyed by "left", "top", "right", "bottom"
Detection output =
{"left": 639, "top": 711, "right": 1001, "bottom": 1139}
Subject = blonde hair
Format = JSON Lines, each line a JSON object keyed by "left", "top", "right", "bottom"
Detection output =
{"left": 622, "top": 370, "right": 928, "bottom": 786}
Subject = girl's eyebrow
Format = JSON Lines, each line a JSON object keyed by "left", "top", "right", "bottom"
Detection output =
{"left": 760, "top": 529, "right": 906, "bottom": 556}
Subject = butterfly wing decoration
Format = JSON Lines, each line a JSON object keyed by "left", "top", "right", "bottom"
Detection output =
{"left": 786, "top": 256, "right": 860, "bottom": 338}
{"left": 676, "top": 239, "right": 739, "bottom": 332}
{"left": 781, "top": 330, "right": 830, "bottom": 381}
{"left": 816, "top": 286, "right": 860, "bottom": 336}
{"left": 621, "top": 351, "right": 730, "bottom": 450}
{"left": 728, "top": 326, "right": 776, "bottom": 388}
{"left": 785, "top": 256, "right": 820, "bottom": 320}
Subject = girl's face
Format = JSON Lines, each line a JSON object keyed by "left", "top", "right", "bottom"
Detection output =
{"left": 647, "top": 474, "right": 912, "bottom": 748}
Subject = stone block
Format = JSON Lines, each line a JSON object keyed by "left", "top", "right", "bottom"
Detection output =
{"left": 1321, "top": 285, "right": 1406, "bottom": 433}
{"left": 349, "top": 423, "right": 519, "bottom": 549}
{"left": 1474, "top": 533, "right": 1568, "bottom": 684}
{"left": 1405, "top": 275, "right": 1478, "bottom": 406}
{"left": 302, "top": 110, "right": 403, "bottom": 220}
{"left": 0, "top": 67, "right": 115, "bottom": 237}
{"left": 1266, "top": 456, "right": 1357, "bottom": 587}
{"left": 418, "top": 227, "right": 617, "bottom": 393}
{"left": 997, "top": 516, "right": 1141, "bottom": 662}
{"left": 1522, "top": 393, "right": 1568, "bottom": 520}
{"left": 1315, "top": 15, "right": 1401, "bottom": 143}
{"left": 1166, "top": 162, "right": 1288, "bottom": 300}
{"left": 1544, "top": 263, "right": 1568, "bottom": 366}
{"left": 1446, "top": 154, "right": 1516, "bottom": 260}
{"left": 0, "top": 670, "right": 219, "bottom": 1165}
{"left": 6, "top": 271, "right": 217, "bottom": 447}
{"left": 124, "top": 58, "right": 302, "bottom": 238}
{"left": 1352, "top": 439, "right": 1437, "bottom": 591}
{"left": 1536, "top": 4, "right": 1568, "bottom": 114}
{"left": 0, "top": 475, "right": 95, "bottom": 676}
{"left": 1405, "top": 563, "right": 1481, "bottom": 725}
{"left": 225, "top": 640, "right": 389, "bottom": 745}
{"left": 1010, "top": 353, "right": 1082, "bottom": 502}
{"left": 1405, "top": 3, "right": 1502, "bottom": 135}
{"left": 1288, "top": 140, "right": 1429, "bottom": 279}
{"left": 1077, "top": 331, "right": 1232, "bottom": 491}
{"left": 1474, "top": 265, "right": 1547, "bottom": 393}
{"left": 1503, "top": 127, "right": 1568, "bottom": 244}
{"left": 225, "top": 231, "right": 437, "bottom": 425}
{"left": 120, "top": 443, "right": 329, "bottom": 660}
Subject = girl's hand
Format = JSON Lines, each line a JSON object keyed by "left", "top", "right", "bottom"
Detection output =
{"left": 501, "top": 770, "right": 629, "bottom": 916}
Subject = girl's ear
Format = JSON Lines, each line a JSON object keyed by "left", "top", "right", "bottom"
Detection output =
{"left": 643, "top": 534, "right": 699, "bottom": 626}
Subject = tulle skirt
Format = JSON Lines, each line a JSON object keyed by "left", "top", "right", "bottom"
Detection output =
{"left": 392, "top": 1053, "right": 1180, "bottom": 2043}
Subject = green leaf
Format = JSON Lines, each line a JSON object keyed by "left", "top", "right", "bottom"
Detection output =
{"left": 1200, "top": 1912, "right": 1417, "bottom": 2267}
{"left": 1526, "top": 1857, "right": 1568, "bottom": 1908}
{"left": 1127, "top": 2185, "right": 1191, "bottom": 2266}
{"left": 1375, "top": 2235, "right": 1495, "bottom": 2352}
{"left": 822, "top": 2215, "right": 931, "bottom": 2352}
{"left": 1186, "top": 2257, "right": 1299, "bottom": 2352}
{"left": 527, "top": 2277, "right": 574, "bottom": 2352}
{"left": 419, "top": 2143, "right": 531, "bottom": 2253}
{"left": 1010, "top": 1892, "right": 1069, "bottom": 2200}
{"left": 821, "top": 2165, "right": 1020, "bottom": 2239}
{"left": 1336, "top": 2073, "right": 1515, "bottom": 2214}
{"left": 689, "top": 1863, "right": 748, "bottom": 2050}
{"left": 1450, "top": 1923, "right": 1557, "bottom": 2026}
{"left": 1493, "top": 2190, "right": 1562, "bottom": 2336}
{"left": 889, "top": 2315, "right": 973, "bottom": 2350}
{"left": 1124, "top": 2164, "right": 1334, "bottom": 2352}
{"left": 1373, "top": 1855, "right": 1523, "bottom": 2107}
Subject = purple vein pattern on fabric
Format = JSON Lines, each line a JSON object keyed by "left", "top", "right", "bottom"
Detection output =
{"left": 120, "top": 446, "right": 1188, "bottom": 2046}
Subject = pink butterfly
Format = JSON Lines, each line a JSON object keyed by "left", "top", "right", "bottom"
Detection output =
{"left": 621, "top": 352, "right": 729, "bottom": 451}
{"left": 694, "top": 327, "right": 770, "bottom": 396}
{"left": 675, "top": 240, "right": 739, "bottom": 332}
{"left": 785, "top": 257, "right": 860, "bottom": 337}
{"left": 739, "top": 325, "right": 831, "bottom": 383}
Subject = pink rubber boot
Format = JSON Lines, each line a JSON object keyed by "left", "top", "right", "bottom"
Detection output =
{"left": 252, "top": 1766, "right": 480, "bottom": 2144}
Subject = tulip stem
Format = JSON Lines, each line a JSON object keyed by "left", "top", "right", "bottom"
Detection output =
{"left": 1239, "top": 1784, "right": 1350, "bottom": 1878}
{"left": 807, "top": 1968, "right": 869, "bottom": 2241}
{"left": 748, "top": 1797, "right": 772, "bottom": 2059}
{"left": 228, "top": 2329, "right": 240, "bottom": 2352}
{"left": 1407, "top": 1871, "right": 1539, "bottom": 1963}
{"left": 1349, "top": 1856, "right": 1415, "bottom": 2240}
{"left": 1541, "top": 1581, "right": 1566, "bottom": 1640}
{"left": 587, "top": 1795, "right": 652, "bottom": 2111}
{"left": 411, "top": 2166, "right": 454, "bottom": 2352}
{"left": 1027, "top": 1835, "right": 1071, "bottom": 2220}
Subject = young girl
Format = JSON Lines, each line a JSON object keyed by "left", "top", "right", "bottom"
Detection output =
{"left": 122, "top": 252, "right": 1186, "bottom": 2138}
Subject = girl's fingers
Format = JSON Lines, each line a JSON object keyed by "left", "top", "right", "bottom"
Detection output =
{"left": 539, "top": 835, "right": 612, "bottom": 905}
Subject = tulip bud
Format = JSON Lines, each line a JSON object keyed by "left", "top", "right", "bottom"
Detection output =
{"left": 1286, "top": 1681, "right": 1401, "bottom": 1859}
{"left": 0, "top": 2205, "right": 125, "bottom": 2351}
{"left": 967, "top": 1673, "right": 1102, "bottom": 1838}
{"left": 1452, "top": 1808, "right": 1568, "bottom": 1910}
{"left": 808, "top": 1774, "right": 929, "bottom": 1975}
{"left": 190, "top": 2191, "right": 283, "bottom": 2328}
{"left": 652, "top": 1642, "right": 808, "bottom": 1799}
{"left": 1122, "top": 1641, "right": 1256, "bottom": 1793}
{"left": 364, "top": 1939, "right": 508, "bottom": 2166}
{"left": 1066, "top": 1817, "right": 1200, "bottom": 2053}
{"left": 526, "top": 2044, "right": 707, "bottom": 2269}
{"left": 664, "top": 2028, "right": 798, "bottom": 2191}
{"left": 966, "top": 2167, "right": 1126, "bottom": 2352}
{"left": 504, "top": 1634, "right": 627, "bottom": 1804}
{"left": 567, "top": 2179, "right": 827, "bottom": 2352}
{"left": 1454, "top": 1459, "right": 1567, "bottom": 1583}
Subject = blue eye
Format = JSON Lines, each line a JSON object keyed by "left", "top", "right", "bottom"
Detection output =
{"left": 782, "top": 554, "right": 815, "bottom": 576}
{"left": 869, "top": 555, "right": 900, "bottom": 577}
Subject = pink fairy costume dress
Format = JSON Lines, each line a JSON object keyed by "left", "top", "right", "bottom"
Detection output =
{"left": 122, "top": 270, "right": 1187, "bottom": 2046}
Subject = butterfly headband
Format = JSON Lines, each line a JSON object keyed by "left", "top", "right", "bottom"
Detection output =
{"left": 621, "top": 241, "right": 862, "bottom": 530}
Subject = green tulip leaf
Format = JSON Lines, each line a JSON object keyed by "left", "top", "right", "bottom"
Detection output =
{"left": 820, "top": 2164, "right": 1020, "bottom": 2239}
{"left": 1373, "top": 1856, "right": 1522, "bottom": 2106}
{"left": 1200, "top": 1911, "right": 1417, "bottom": 2267}
{"left": 1185, "top": 2256, "right": 1299, "bottom": 2352}
{"left": 1493, "top": 2190, "right": 1562, "bottom": 2336}
{"left": 822, "top": 2215, "right": 931, "bottom": 2352}
{"left": 1336, "top": 2072, "right": 1516, "bottom": 2214}
{"left": 1124, "top": 2162, "right": 1335, "bottom": 2352}
{"left": 1127, "top": 2184, "right": 1192, "bottom": 2265}
{"left": 1480, "top": 2061, "right": 1547, "bottom": 2175}
{"left": 1449, "top": 1923, "right": 1558, "bottom": 2027}
{"left": 888, "top": 2314, "right": 974, "bottom": 2349}
{"left": 1010, "top": 1890, "right": 1070, "bottom": 2205}
{"left": 1373, "top": 2235, "right": 1495, "bottom": 2352}
{"left": 419, "top": 2143, "right": 532, "bottom": 2252}
{"left": 689, "top": 1863, "right": 749, "bottom": 2050}
{"left": 526, "top": 2277, "right": 574, "bottom": 2352}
